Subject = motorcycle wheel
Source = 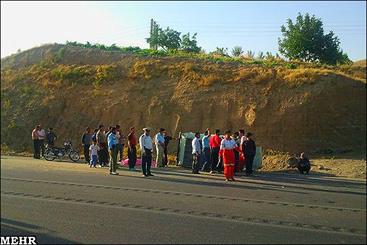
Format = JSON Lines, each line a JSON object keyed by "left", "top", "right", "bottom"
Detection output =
{"left": 69, "top": 150, "right": 80, "bottom": 162}
{"left": 44, "top": 149, "right": 56, "bottom": 161}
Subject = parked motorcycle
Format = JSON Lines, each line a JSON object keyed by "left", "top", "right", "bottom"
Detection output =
{"left": 44, "top": 141, "right": 80, "bottom": 162}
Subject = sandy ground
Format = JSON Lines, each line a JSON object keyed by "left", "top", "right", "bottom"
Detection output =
{"left": 260, "top": 153, "right": 366, "bottom": 180}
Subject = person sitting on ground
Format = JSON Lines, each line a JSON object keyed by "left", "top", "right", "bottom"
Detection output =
{"left": 297, "top": 152, "right": 311, "bottom": 174}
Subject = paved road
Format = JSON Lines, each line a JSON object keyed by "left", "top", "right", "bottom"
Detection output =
{"left": 1, "top": 156, "right": 366, "bottom": 244}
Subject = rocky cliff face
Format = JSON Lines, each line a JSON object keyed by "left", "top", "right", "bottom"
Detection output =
{"left": 1, "top": 44, "right": 366, "bottom": 154}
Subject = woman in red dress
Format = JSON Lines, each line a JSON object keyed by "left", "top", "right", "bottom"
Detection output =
{"left": 219, "top": 130, "right": 240, "bottom": 181}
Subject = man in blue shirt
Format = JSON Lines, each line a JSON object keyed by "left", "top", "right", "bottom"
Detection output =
{"left": 108, "top": 127, "right": 119, "bottom": 175}
{"left": 201, "top": 129, "right": 211, "bottom": 172}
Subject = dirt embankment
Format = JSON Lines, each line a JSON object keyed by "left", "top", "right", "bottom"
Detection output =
{"left": 1, "top": 45, "right": 366, "bottom": 161}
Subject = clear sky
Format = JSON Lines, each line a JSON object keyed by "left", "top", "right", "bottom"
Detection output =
{"left": 1, "top": 1, "right": 366, "bottom": 60}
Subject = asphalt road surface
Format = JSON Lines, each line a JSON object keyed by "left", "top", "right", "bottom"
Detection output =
{"left": 1, "top": 156, "right": 366, "bottom": 244}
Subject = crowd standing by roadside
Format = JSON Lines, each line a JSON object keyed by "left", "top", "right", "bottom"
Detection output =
{"left": 31, "top": 123, "right": 312, "bottom": 181}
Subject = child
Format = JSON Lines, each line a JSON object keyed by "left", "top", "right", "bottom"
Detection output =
{"left": 89, "top": 140, "right": 100, "bottom": 168}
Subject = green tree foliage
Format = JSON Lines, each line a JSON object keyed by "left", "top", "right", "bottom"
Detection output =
{"left": 231, "top": 46, "right": 244, "bottom": 57}
{"left": 147, "top": 21, "right": 202, "bottom": 53}
{"left": 257, "top": 51, "right": 265, "bottom": 60}
{"left": 181, "top": 33, "right": 201, "bottom": 53}
{"left": 246, "top": 50, "right": 255, "bottom": 59}
{"left": 146, "top": 23, "right": 181, "bottom": 51}
{"left": 158, "top": 27, "right": 182, "bottom": 51}
{"left": 211, "top": 47, "right": 229, "bottom": 56}
{"left": 278, "top": 13, "right": 351, "bottom": 65}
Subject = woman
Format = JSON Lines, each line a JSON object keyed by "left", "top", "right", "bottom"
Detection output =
{"left": 219, "top": 130, "right": 240, "bottom": 181}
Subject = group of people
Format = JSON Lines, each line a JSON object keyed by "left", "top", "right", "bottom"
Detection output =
{"left": 81, "top": 125, "right": 173, "bottom": 177}
{"left": 31, "top": 125, "right": 57, "bottom": 159}
{"left": 32, "top": 124, "right": 310, "bottom": 181}
{"left": 191, "top": 129, "right": 256, "bottom": 181}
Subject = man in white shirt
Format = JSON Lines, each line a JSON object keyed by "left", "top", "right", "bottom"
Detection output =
{"left": 191, "top": 132, "right": 201, "bottom": 174}
{"left": 37, "top": 124, "right": 46, "bottom": 158}
{"left": 139, "top": 127, "right": 153, "bottom": 177}
{"left": 155, "top": 128, "right": 165, "bottom": 168}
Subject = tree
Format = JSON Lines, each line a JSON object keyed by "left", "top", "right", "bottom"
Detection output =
{"left": 211, "top": 47, "right": 229, "bottom": 56}
{"left": 146, "top": 21, "right": 161, "bottom": 50}
{"left": 181, "top": 33, "right": 201, "bottom": 53}
{"left": 231, "top": 46, "right": 243, "bottom": 57}
{"left": 147, "top": 25, "right": 181, "bottom": 51}
{"left": 246, "top": 50, "right": 255, "bottom": 59}
{"left": 257, "top": 51, "right": 265, "bottom": 60}
{"left": 265, "top": 52, "right": 274, "bottom": 60}
{"left": 278, "top": 12, "right": 351, "bottom": 65}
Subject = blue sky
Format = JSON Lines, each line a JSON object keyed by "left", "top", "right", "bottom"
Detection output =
{"left": 1, "top": 1, "right": 366, "bottom": 60}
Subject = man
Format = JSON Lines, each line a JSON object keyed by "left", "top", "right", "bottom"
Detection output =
{"left": 239, "top": 129, "right": 246, "bottom": 146}
{"left": 238, "top": 129, "right": 246, "bottom": 171}
{"left": 108, "top": 127, "right": 119, "bottom": 175}
{"left": 191, "top": 132, "right": 201, "bottom": 174}
{"left": 297, "top": 152, "right": 311, "bottom": 174}
{"left": 105, "top": 125, "right": 113, "bottom": 164}
{"left": 201, "top": 129, "right": 211, "bottom": 172}
{"left": 32, "top": 125, "right": 40, "bottom": 159}
{"left": 155, "top": 128, "right": 165, "bottom": 168}
{"left": 139, "top": 127, "right": 154, "bottom": 177}
{"left": 96, "top": 125, "right": 108, "bottom": 167}
{"left": 37, "top": 125, "right": 46, "bottom": 158}
{"left": 163, "top": 131, "right": 173, "bottom": 167}
{"left": 232, "top": 131, "right": 240, "bottom": 173}
{"left": 209, "top": 129, "right": 221, "bottom": 174}
{"left": 242, "top": 132, "right": 256, "bottom": 176}
{"left": 46, "top": 127, "right": 57, "bottom": 147}
{"left": 127, "top": 127, "right": 137, "bottom": 171}
{"left": 81, "top": 127, "right": 92, "bottom": 163}
{"left": 115, "top": 124, "right": 126, "bottom": 162}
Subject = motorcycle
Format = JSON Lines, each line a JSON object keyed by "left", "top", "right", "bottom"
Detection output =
{"left": 44, "top": 141, "right": 80, "bottom": 162}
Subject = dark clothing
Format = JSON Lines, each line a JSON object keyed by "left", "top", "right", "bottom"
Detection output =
{"left": 82, "top": 132, "right": 93, "bottom": 163}
{"left": 234, "top": 150, "right": 240, "bottom": 173}
{"left": 92, "top": 133, "right": 97, "bottom": 142}
{"left": 83, "top": 144, "right": 90, "bottom": 163}
{"left": 98, "top": 142, "right": 108, "bottom": 166}
{"left": 109, "top": 145, "right": 118, "bottom": 173}
{"left": 141, "top": 148, "right": 152, "bottom": 176}
{"left": 33, "top": 139, "right": 40, "bottom": 159}
{"left": 243, "top": 138, "right": 256, "bottom": 175}
{"left": 163, "top": 136, "right": 173, "bottom": 166}
{"left": 117, "top": 143, "right": 124, "bottom": 161}
{"left": 46, "top": 131, "right": 57, "bottom": 146}
{"left": 201, "top": 147, "right": 211, "bottom": 171}
{"left": 39, "top": 139, "right": 45, "bottom": 157}
{"left": 245, "top": 154, "right": 255, "bottom": 175}
{"left": 297, "top": 157, "right": 311, "bottom": 174}
{"left": 210, "top": 146, "right": 220, "bottom": 171}
{"left": 82, "top": 132, "right": 93, "bottom": 145}
{"left": 192, "top": 153, "right": 200, "bottom": 174}
{"left": 242, "top": 139, "right": 256, "bottom": 156}
{"left": 128, "top": 145, "right": 137, "bottom": 169}
{"left": 216, "top": 155, "right": 223, "bottom": 173}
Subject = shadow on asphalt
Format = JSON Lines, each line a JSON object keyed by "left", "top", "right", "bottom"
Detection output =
{"left": 114, "top": 166, "right": 366, "bottom": 196}
{"left": 112, "top": 169, "right": 309, "bottom": 195}
{"left": 0, "top": 218, "right": 76, "bottom": 244}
